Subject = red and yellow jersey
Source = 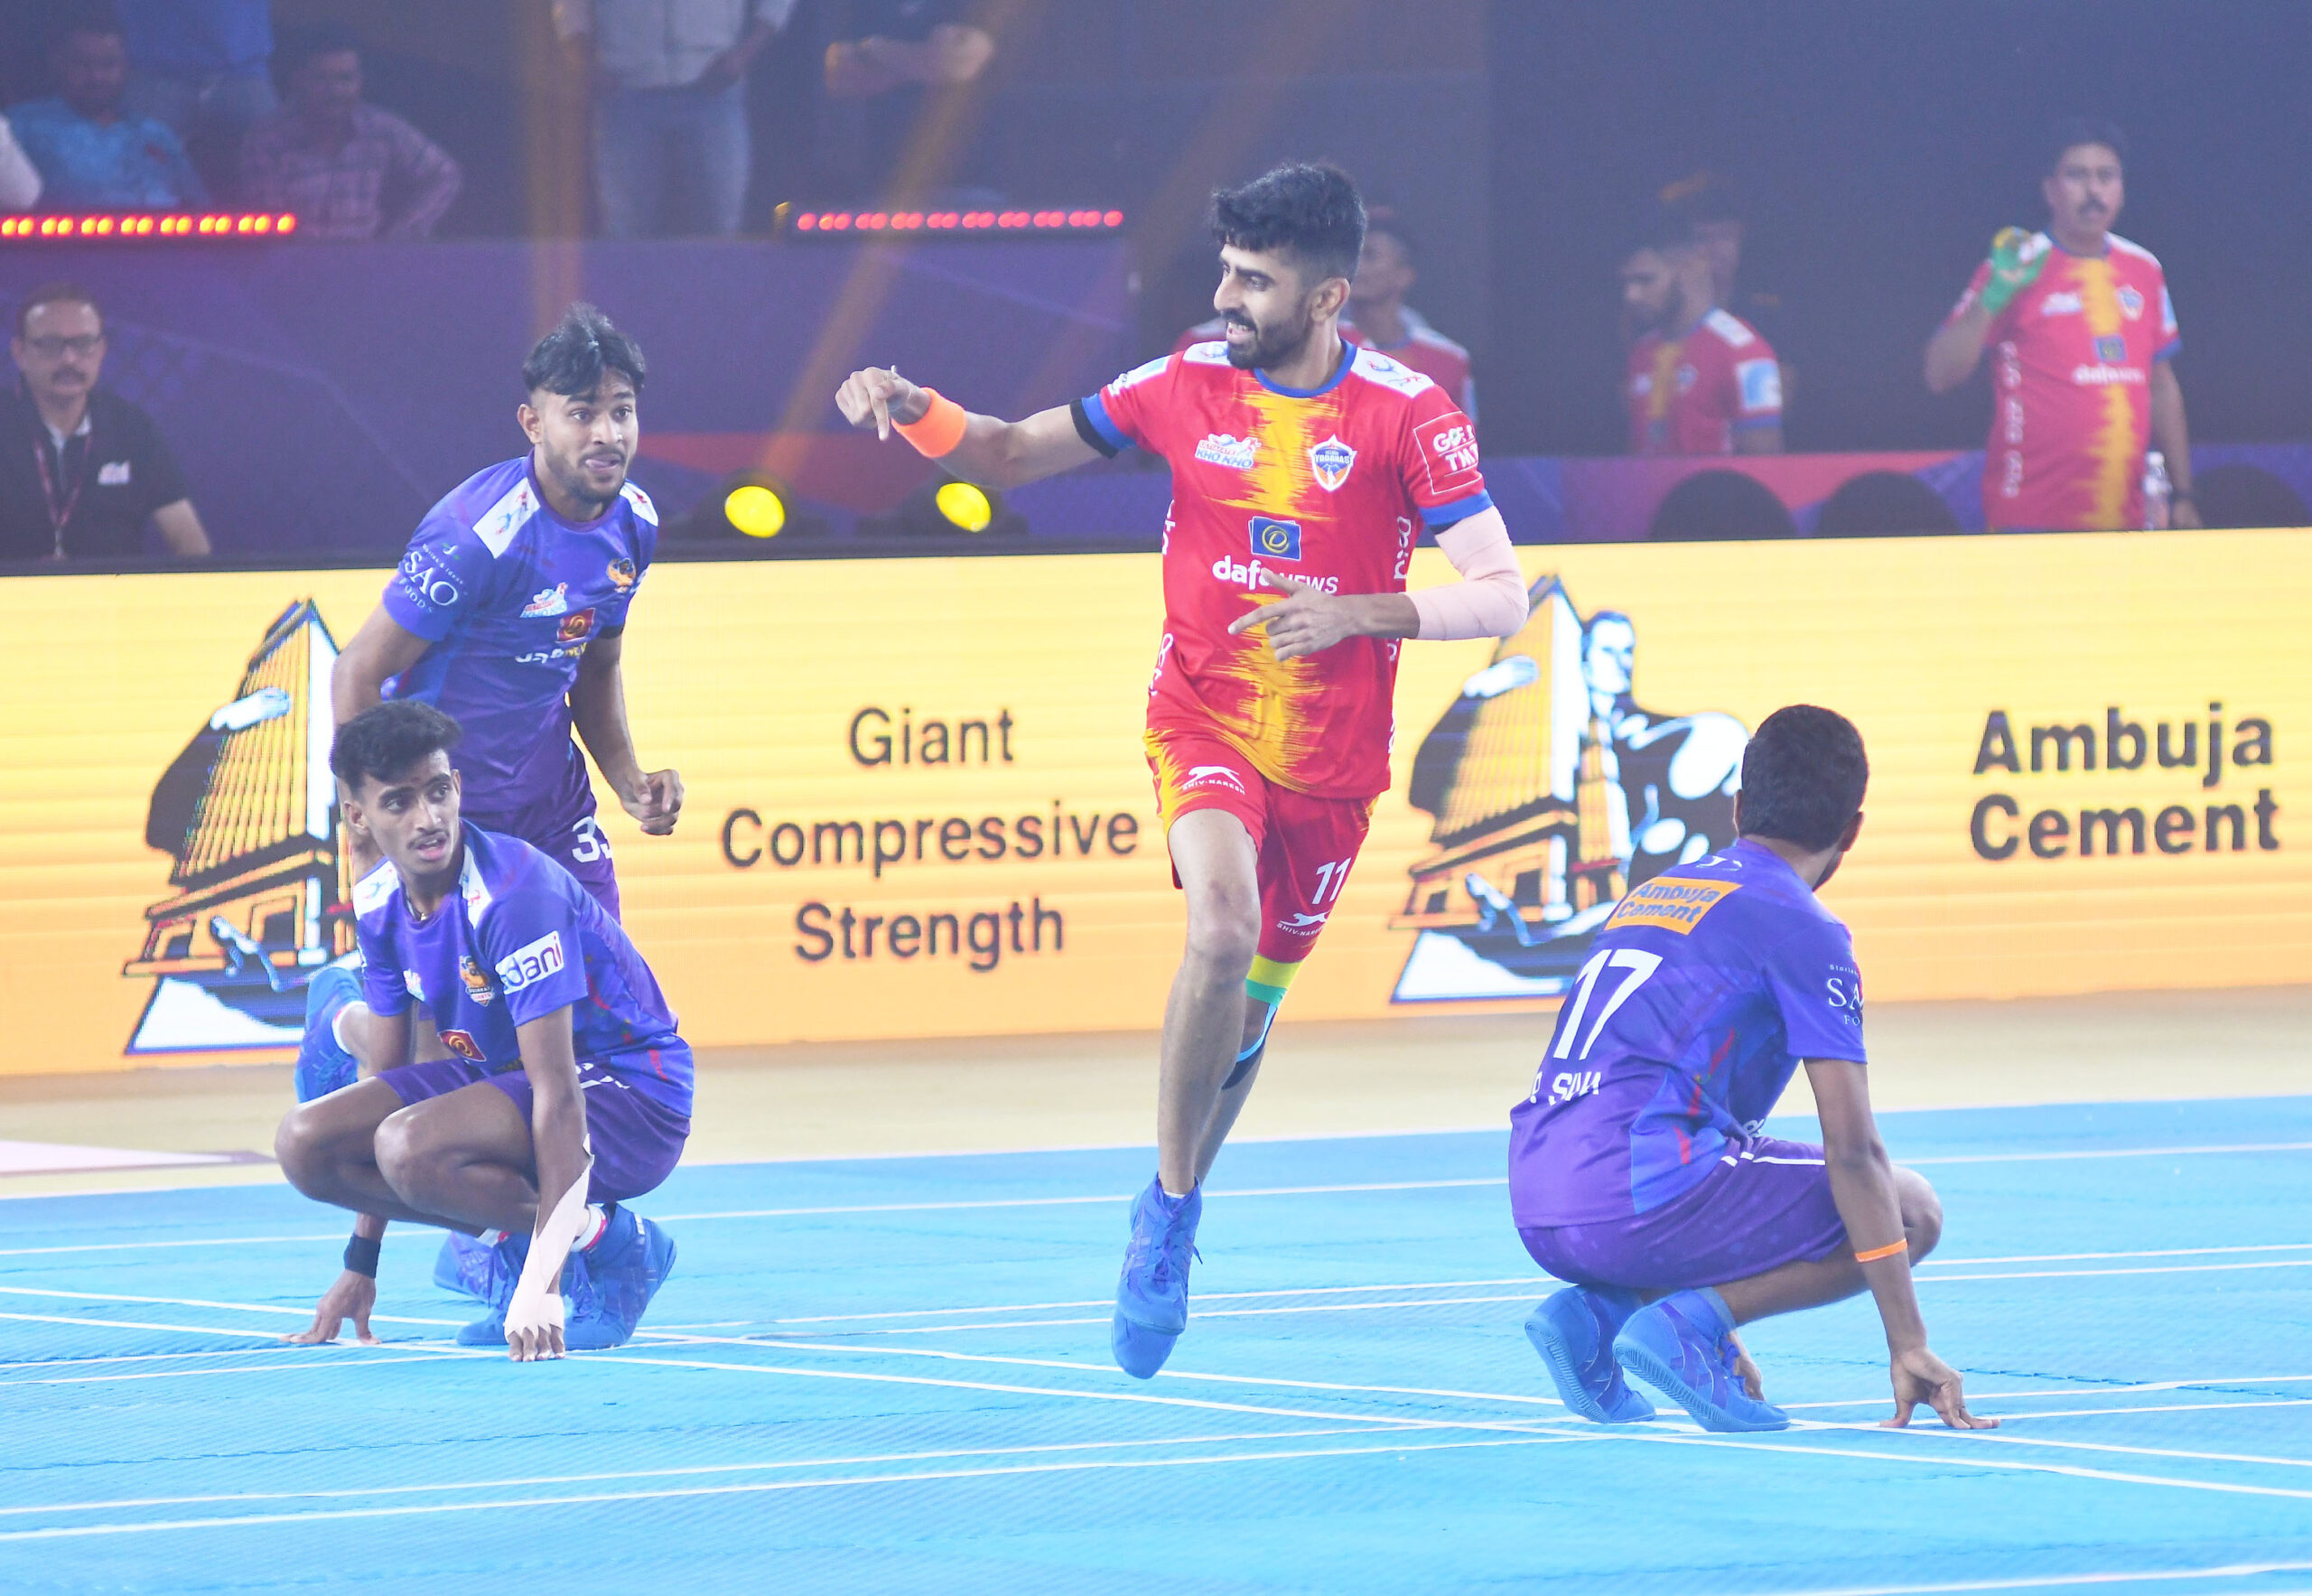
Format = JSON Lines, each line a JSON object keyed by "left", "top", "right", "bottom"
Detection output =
{"left": 1077, "top": 339, "right": 1492, "bottom": 799}
{"left": 1625, "top": 308, "right": 1782, "bottom": 456}
{"left": 1948, "top": 231, "right": 2180, "bottom": 530}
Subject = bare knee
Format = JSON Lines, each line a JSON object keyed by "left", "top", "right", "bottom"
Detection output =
{"left": 371, "top": 1107, "right": 431, "bottom": 1200}
{"left": 273, "top": 1105, "right": 333, "bottom": 1198}
{"left": 1182, "top": 884, "right": 1259, "bottom": 977}
{"left": 1896, "top": 1166, "right": 1944, "bottom": 1259}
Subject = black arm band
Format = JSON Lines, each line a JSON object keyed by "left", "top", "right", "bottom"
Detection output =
{"left": 343, "top": 1235, "right": 382, "bottom": 1278}
{"left": 1069, "top": 397, "right": 1121, "bottom": 459}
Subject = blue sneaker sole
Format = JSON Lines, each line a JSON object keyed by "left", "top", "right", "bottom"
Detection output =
{"left": 454, "top": 1315, "right": 507, "bottom": 1348}
{"left": 1111, "top": 1311, "right": 1179, "bottom": 1379}
{"left": 1614, "top": 1330, "right": 1789, "bottom": 1433}
{"left": 1524, "top": 1302, "right": 1654, "bottom": 1424}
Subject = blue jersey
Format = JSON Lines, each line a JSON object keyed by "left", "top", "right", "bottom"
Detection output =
{"left": 354, "top": 823, "right": 691, "bottom": 1114}
{"left": 1508, "top": 838, "right": 1866, "bottom": 1227}
{"left": 381, "top": 457, "right": 657, "bottom": 822}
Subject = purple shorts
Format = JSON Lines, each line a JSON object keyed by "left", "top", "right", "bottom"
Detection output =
{"left": 378, "top": 1052, "right": 691, "bottom": 1204}
{"left": 1518, "top": 1136, "right": 1848, "bottom": 1292}
{"left": 467, "top": 798, "right": 621, "bottom": 921}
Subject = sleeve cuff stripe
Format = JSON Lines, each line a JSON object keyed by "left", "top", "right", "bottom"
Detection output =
{"left": 1072, "top": 394, "right": 1128, "bottom": 457}
{"left": 1420, "top": 490, "right": 1495, "bottom": 528}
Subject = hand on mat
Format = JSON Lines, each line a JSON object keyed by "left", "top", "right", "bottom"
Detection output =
{"left": 1727, "top": 1330, "right": 1765, "bottom": 1400}
{"left": 284, "top": 1269, "right": 378, "bottom": 1346}
{"left": 1229, "top": 570, "right": 1362, "bottom": 661}
{"left": 505, "top": 1277, "right": 566, "bottom": 1363}
{"left": 835, "top": 367, "right": 928, "bottom": 440}
{"left": 1882, "top": 1346, "right": 1998, "bottom": 1429}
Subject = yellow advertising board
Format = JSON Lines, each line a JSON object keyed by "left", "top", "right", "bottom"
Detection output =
{"left": 0, "top": 528, "right": 2301, "bottom": 1075}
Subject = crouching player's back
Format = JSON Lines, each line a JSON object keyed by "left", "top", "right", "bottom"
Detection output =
{"left": 1508, "top": 705, "right": 1996, "bottom": 1433}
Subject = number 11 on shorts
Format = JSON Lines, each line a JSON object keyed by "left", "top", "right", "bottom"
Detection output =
{"left": 1310, "top": 857, "right": 1352, "bottom": 904}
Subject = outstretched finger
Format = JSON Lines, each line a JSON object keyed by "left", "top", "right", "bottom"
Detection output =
{"left": 352, "top": 1302, "right": 377, "bottom": 1347}
{"left": 1254, "top": 568, "right": 1299, "bottom": 592}
{"left": 871, "top": 387, "right": 891, "bottom": 442}
{"left": 281, "top": 1319, "right": 332, "bottom": 1346}
{"left": 1226, "top": 603, "right": 1273, "bottom": 637}
{"left": 1880, "top": 1395, "right": 1917, "bottom": 1429}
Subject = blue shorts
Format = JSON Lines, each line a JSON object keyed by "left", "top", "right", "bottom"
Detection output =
{"left": 378, "top": 1051, "right": 691, "bottom": 1205}
{"left": 1517, "top": 1136, "right": 1848, "bottom": 1292}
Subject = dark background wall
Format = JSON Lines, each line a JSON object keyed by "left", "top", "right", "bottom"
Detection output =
{"left": 1486, "top": 0, "right": 2312, "bottom": 454}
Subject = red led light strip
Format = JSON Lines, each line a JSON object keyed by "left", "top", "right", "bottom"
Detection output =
{"left": 0, "top": 212, "right": 300, "bottom": 241}
{"left": 791, "top": 208, "right": 1123, "bottom": 235}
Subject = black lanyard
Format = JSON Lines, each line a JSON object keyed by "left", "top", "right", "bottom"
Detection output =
{"left": 31, "top": 424, "right": 92, "bottom": 558}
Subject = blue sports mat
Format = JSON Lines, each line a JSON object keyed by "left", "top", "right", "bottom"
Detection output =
{"left": 2, "top": 1095, "right": 2309, "bottom": 1594}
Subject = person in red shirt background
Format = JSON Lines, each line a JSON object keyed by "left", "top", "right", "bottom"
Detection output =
{"left": 1621, "top": 208, "right": 1784, "bottom": 455}
{"left": 1925, "top": 117, "right": 2196, "bottom": 531}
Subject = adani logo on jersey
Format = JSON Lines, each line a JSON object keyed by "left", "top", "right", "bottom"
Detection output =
{"left": 1249, "top": 517, "right": 1302, "bottom": 561}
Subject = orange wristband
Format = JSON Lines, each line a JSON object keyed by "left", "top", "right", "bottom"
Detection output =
{"left": 895, "top": 387, "right": 969, "bottom": 459}
{"left": 1853, "top": 1238, "right": 1908, "bottom": 1264}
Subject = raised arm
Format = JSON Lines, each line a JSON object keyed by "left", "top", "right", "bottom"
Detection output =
{"left": 1806, "top": 1058, "right": 1994, "bottom": 1429}
{"left": 571, "top": 628, "right": 683, "bottom": 835}
{"left": 834, "top": 367, "right": 1098, "bottom": 490}
{"left": 500, "top": 1006, "right": 594, "bottom": 1363}
{"left": 1924, "top": 303, "right": 1991, "bottom": 395}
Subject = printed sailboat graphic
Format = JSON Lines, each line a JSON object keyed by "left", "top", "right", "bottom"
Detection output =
{"left": 124, "top": 599, "right": 349, "bottom": 1053}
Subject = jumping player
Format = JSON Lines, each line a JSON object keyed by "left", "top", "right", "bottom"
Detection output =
{"left": 276, "top": 702, "right": 687, "bottom": 1357}
{"left": 1509, "top": 706, "right": 1995, "bottom": 1433}
{"left": 836, "top": 163, "right": 1529, "bottom": 1377}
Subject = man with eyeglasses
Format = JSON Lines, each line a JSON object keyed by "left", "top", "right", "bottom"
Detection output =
{"left": 0, "top": 281, "right": 210, "bottom": 561}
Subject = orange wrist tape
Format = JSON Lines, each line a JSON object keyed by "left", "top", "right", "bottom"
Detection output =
{"left": 895, "top": 387, "right": 968, "bottom": 458}
{"left": 1853, "top": 1238, "right": 1908, "bottom": 1264}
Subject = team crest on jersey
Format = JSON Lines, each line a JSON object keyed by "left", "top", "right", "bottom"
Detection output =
{"left": 439, "top": 1028, "right": 485, "bottom": 1061}
{"left": 1195, "top": 433, "right": 1261, "bottom": 471}
{"left": 1308, "top": 435, "right": 1356, "bottom": 491}
{"left": 557, "top": 609, "right": 595, "bottom": 645}
{"left": 1248, "top": 516, "right": 1302, "bottom": 561}
{"left": 2116, "top": 285, "right": 2145, "bottom": 321}
{"left": 607, "top": 557, "right": 638, "bottom": 591}
{"left": 460, "top": 957, "right": 496, "bottom": 1005}
{"left": 2094, "top": 335, "right": 2126, "bottom": 363}
{"left": 521, "top": 583, "right": 570, "bottom": 618}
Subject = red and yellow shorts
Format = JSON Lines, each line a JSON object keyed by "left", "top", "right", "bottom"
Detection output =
{"left": 1145, "top": 724, "right": 1377, "bottom": 1005}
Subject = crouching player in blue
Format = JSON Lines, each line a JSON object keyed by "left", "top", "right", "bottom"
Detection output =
{"left": 276, "top": 702, "right": 690, "bottom": 1358}
{"left": 1510, "top": 706, "right": 1996, "bottom": 1433}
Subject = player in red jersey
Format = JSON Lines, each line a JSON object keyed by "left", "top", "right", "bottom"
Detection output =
{"left": 1620, "top": 208, "right": 1783, "bottom": 456}
{"left": 1176, "top": 211, "right": 1478, "bottom": 416}
{"left": 837, "top": 163, "right": 1529, "bottom": 1377}
{"left": 1925, "top": 117, "right": 2196, "bottom": 531}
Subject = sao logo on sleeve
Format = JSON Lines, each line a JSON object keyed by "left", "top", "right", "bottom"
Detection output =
{"left": 495, "top": 930, "right": 566, "bottom": 993}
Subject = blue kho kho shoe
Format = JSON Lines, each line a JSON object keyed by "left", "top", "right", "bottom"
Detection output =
{"left": 454, "top": 1230, "right": 533, "bottom": 1348}
{"left": 1614, "top": 1289, "right": 1790, "bottom": 1433}
{"left": 293, "top": 964, "right": 363, "bottom": 1103}
{"left": 1111, "top": 1178, "right": 1202, "bottom": 1379}
{"left": 565, "top": 1209, "right": 678, "bottom": 1351}
{"left": 1524, "top": 1284, "right": 1656, "bottom": 1423}
{"left": 433, "top": 1233, "right": 498, "bottom": 1301}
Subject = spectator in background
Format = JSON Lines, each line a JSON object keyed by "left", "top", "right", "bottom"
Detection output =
{"left": 822, "top": 0, "right": 998, "bottom": 206}
{"left": 556, "top": 0, "right": 798, "bottom": 238}
{"left": 1925, "top": 118, "right": 2196, "bottom": 531}
{"left": 1621, "top": 208, "right": 1782, "bottom": 455}
{"left": 239, "top": 27, "right": 463, "bottom": 240}
{"left": 1345, "top": 210, "right": 1478, "bottom": 417}
{"left": 1, "top": 283, "right": 210, "bottom": 561}
{"left": 1661, "top": 172, "right": 1785, "bottom": 351}
{"left": 11, "top": 5, "right": 207, "bottom": 210}
{"left": 0, "top": 115, "right": 40, "bottom": 210}
{"left": 115, "top": 0, "right": 275, "bottom": 193}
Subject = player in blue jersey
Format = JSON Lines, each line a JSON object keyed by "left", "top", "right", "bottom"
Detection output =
{"left": 1508, "top": 706, "right": 1996, "bottom": 1433}
{"left": 275, "top": 702, "right": 690, "bottom": 1358}
{"left": 331, "top": 303, "right": 683, "bottom": 924}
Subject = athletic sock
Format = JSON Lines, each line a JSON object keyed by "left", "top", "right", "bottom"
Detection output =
{"left": 576, "top": 1204, "right": 611, "bottom": 1252}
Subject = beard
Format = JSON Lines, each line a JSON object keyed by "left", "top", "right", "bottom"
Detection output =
{"left": 1223, "top": 307, "right": 1317, "bottom": 371}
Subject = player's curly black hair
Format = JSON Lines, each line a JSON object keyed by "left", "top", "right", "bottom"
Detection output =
{"left": 522, "top": 303, "right": 647, "bottom": 399}
{"left": 331, "top": 701, "right": 462, "bottom": 792}
{"left": 1736, "top": 705, "right": 1869, "bottom": 851}
{"left": 2045, "top": 117, "right": 2126, "bottom": 177}
{"left": 1211, "top": 163, "right": 1366, "bottom": 287}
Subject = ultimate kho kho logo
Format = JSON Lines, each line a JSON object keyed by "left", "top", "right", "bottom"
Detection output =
{"left": 719, "top": 705, "right": 1142, "bottom": 974}
{"left": 1968, "top": 705, "right": 2279, "bottom": 862}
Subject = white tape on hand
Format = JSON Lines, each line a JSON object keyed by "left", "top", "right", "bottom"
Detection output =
{"left": 505, "top": 1157, "right": 593, "bottom": 1361}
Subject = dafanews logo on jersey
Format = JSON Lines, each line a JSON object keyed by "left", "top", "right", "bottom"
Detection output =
{"left": 1249, "top": 517, "right": 1302, "bottom": 561}
{"left": 495, "top": 930, "right": 566, "bottom": 994}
